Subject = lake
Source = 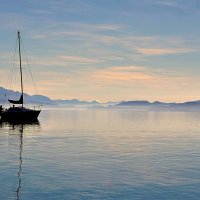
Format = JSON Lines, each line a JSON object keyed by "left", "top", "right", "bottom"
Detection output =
{"left": 0, "top": 108, "right": 200, "bottom": 200}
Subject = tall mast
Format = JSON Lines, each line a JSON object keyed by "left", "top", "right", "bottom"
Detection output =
{"left": 18, "top": 31, "right": 24, "bottom": 107}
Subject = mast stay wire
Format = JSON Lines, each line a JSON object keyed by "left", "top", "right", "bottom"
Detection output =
{"left": 2, "top": 37, "right": 18, "bottom": 104}
{"left": 20, "top": 38, "right": 39, "bottom": 96}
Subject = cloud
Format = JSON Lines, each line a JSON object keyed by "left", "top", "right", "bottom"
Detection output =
{"left": 0, "top": 13, "right": 27, "bottom": 30}
{"left": 6, "top": 62, "right": 200, "bottom": 102}
{"left": 31, "top": 55, "right": 99, "bottom": 67}
{"left": 28, "top": 0, "right": 92, "bottom": 13}
{"left": 91, "top": 66, "right": 153, "bottom": 82}
{"left": 29, "top": 22, "right": 122, "bottom": 41}
{"left": 154, "top": 0, "right": 180, "bottom": 7}
{"left": 30, "top": 34, "right": 47, "bottom": 39}
{"left": 46, "top": 27, "right": 197, "bottom": 58}
{"left": 65, "top": 23, "right": 122, "bottom": 31}
{"left": 95, "top": 24, "right": 122, "bottom": 31}
{"left": 154, "top": 0, "right": 188, "bottom": 10}
{"left": 58, "top": 55, "right": 98, "bottom": 63}
{"left": 24, "top": 21, "right": 199, "bottom": 65}
{"left": 137, "top": 48, "right": 194, "bottom": 56}
{"left": 26, "top": 70, "right": 73, "bottom": 96}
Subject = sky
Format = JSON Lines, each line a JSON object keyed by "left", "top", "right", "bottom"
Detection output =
{"left": 0, "top": 0, "right": 200, "bottom": 102}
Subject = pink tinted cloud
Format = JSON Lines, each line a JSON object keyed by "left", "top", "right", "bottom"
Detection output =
{"left": 137, "top": 48, "right": 193, "bottom": 56}
{"left": 91, "top": 66, "right": 154, "bottom": 81}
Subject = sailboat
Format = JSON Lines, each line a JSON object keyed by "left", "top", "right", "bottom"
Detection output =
{"left": 0, "top": 31, "right": 41, "bottom": 121}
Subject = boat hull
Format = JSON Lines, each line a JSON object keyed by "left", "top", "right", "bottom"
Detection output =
{"left": 1, "top": 109, "right": 41, "bottom": 122}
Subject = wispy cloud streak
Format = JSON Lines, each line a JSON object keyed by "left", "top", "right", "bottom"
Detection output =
{"left": 137, "top": 48, "right": 194, "bottom": 56}
{"left": 91, "top": 66, "right": 153, "bottom": 81}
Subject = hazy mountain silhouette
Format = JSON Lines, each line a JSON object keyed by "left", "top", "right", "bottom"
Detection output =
{"left": 54, "top": 99, "right": 100, "bottom": 106}
{"left": 115, "top": 100, "right": 200, "bottom": 110}
{"left": 117, "top": 101, "right": 151, "bottom": 106}
{"left": 0, "top": 87, "right": 100, "bottom": 106}
{"left": 116, "top": 100, "right": 200, "bottom": 107}
{"left": 1, "top": 87, "right": 200, "bottom": 108}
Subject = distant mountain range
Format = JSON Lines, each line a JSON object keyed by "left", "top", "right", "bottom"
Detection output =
{"left": 1, "top": 87, "right": 200, "bottom": 109}
{"left": 116, "top": 100, "right": 200, "bottom": 107}
{"left": 0, "top": 87, "right": 55, "bottom": 105}
{"left": 115, "top": 100, "right": 200, "bottom": 110}
{"left": 0, "top": 87, "right": 101, "bottom": 106}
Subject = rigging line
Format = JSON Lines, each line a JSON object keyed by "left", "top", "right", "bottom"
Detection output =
{"left": 9, "top": 44, "right": 17, "bottom": 91}
{"left": 9, "top": 37, "right": 18, "bottom": 90}
{"left": 20, "top": 39, "right": 39, "bottom": 95}
{"left": 2, "top": 37, "right": 18, "bottom": 104}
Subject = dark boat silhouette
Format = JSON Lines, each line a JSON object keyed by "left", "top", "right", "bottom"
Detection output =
{"left": 0, "top": 31, "right": 41, "bottom": 122}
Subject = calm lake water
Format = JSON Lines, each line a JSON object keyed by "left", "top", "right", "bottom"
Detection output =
{"left": 0, "top": 109, "right": 200, "bottom": 200}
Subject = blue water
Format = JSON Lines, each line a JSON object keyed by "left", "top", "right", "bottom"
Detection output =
{"left": 0, "top": 109, "right": 200, "bottom": 199}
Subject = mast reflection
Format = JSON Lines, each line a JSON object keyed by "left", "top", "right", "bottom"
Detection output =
{"left": 16, "top": 124, "right": 23, "bottom": 200}
{"left": 0, "top": 120, "right": 40, "bottom": 200}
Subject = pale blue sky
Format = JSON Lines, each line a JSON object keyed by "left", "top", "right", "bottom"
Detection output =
{"left": 0, "top": 0, "right": 200, "bottom": 102}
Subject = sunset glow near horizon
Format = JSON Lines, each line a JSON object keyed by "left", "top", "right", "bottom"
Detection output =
{"left": 1, "top": 0, "right": 200, "bottom": 102}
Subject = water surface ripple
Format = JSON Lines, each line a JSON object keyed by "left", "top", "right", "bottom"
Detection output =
{"left": 0, "top": 109, "right": 200, "bottom": 199}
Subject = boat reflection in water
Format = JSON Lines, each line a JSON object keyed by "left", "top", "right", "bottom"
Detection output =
{"left": 0, "top": 120, "right": 40, "bottom": 200}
